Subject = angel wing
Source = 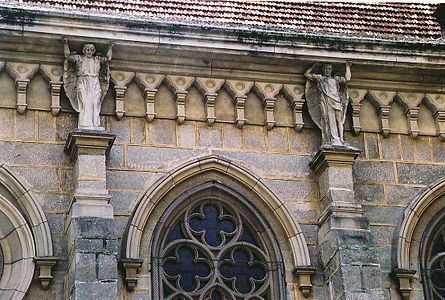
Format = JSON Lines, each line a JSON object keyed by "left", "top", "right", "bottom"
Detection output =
{"left": 304, "top": 79, "right": 323, "bottom": 130}
{"left": 339, "top": 81, "right": 349, "bottom": 123}
{"left": 98, "top": 59, "right": 110, "bottom": 104}
{"left": 63, "top": 57, "right": 79, "bottom": 112}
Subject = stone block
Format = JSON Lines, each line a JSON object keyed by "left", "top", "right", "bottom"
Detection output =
{"left": 217, "top": 151, "right": 311, "bottom": 178}
{"left": 76, "top": 155, "right": 106, "bottom": 178}
{"left": 362, "top": 265, "right": 382, "bottom": 291}
{"left": 114, "top": 215, "right": 129, "bottom": 238}
{"left": 105, "top": 239, "right": 119, "bottom": 254}
{"left": 264, "top": 179, "right": 319, "bottom": 201}
{"left": 10, "top": 166, "right": 60, "bottom": 191}
{"left": 38, "top": 111, "right": 55, "bottom": 140}
{"left": 109, "top": 190, "right": 139, "bottom": 212}
{"left": 363, "top": 205, "right": 404, "bottom": 225}
{"left": 432, "top": 139, "right": 445, "bottom": 163}
{"left": 47, "top": 213, "right": 66, "bottom": 257}
{"left": 353, "top": 161, "right": 395, "bottom": 183}
{"left": 198, "top": 123, "right": 222, "bottom": 148}
{"left": 369, "top": 225, "right": 395, "bottom": 246}
{"left": 97, "top": 254, "right": 118, "bottom": 280}
{"left": 55, "top": 113, "right": 77, "bottom": 141}
{"left": 396, "top": 162, "right": 445, "bottom": 185}
{"left": 354, "top": 184, "right": 384, "bottom": 203}
{"left": 267, "top": 127, "right": 289, "bottom": 152}
{"left": 0, "top": 141, "right": 68, "bottom": 166}
{"left": 243, "top": 125, "right": 265, "bottom": 150}
{"left": 222, "top": 124, "right": 242, "bottom": 149}
{"left": 342, "top": 265, "right": 362, "bottom": 292}
{"left": 16, "top": 110, "right": 35, "bottom": 139}
{"left": 385, "top": 185, "right": 421, "bottom": 206}
{"left": 344, "top": 132, "right": 365, "bottom": 158}
{"left": 0, "top": 108, "right": 14, "bottom": 137}
{"left": 380, "top": 135, "right": 400, "bottom": 160}
{"left": 107, "top": 144, "right": 124, "bottom": 168}
{"left": 107, "top": 170, "right": 163, "bottom": 190}
{"left": 108, "top": 117, "right": 130, "bottom": 143}
{"left": 376, "top": 247, "right": 392, "bottom": 271}
{"left": 74, "top": 253, "right": 96, "bottom": 281}
{"left": 74, "top": 281, "right": 118, "bottom": 300}
{"left": 39, "top": 193, "right": 69, "bottom": 211}
{"left": 74, "top": 238, "right": 104, "bottom": 253}
{"left": 414, "top": 136, "right": 432, "bottom": 161}
{"left": 178, "top": 123, "right": 196, "bottom": 147}
{"left": 400, "top": 135, "right": 414, "bottom": 161}
{"left": 365, "top": 133, "right": 380, "bottom": 159}
{"left": 72, "top": 217, "right": 115, "bottom": 239}
{"left": 147, "top": 119, "right": 176, "bottom": 146}
{"left": 131, "top": 118, "right": 146, "bottom": 144}
{"left": 127, "top": 146, "right": 201, "bottom": 170}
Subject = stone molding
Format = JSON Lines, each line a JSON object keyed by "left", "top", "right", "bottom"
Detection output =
{"left": 121, "top": 258, "right": 143, "bottom": 292}
{"left": 34, "top": 257, "right": 58, "bottom": 290}
{"left": 0, "top": 195, "right": 35, "bottom": 300}
{"left": 5, "top": 62, "right": 39, "bottom": 114}
{"left": 122, "top": 155, "right": 313, "bottom": 290}
{"left": 40, "top": 64, "right": 63, "bottom": 116}
{"left": 195, "top": 77, "right": 225, "bottom": 126}
{"left": 64, "top": 129, "right": 116, "bottom": 160}
{"left": 293, "top": 266, "right": 317, "bottom": 298}
{"left": 281, "top": 84, "right": 305, "bottom": 132}
{"left": 165, "top": 75, "right": 195, "bottom": 124}
{"left": 309, "top": 144, "right": 361, "bottom": 177}
{"left": 110, "top": 71, "right": 135, "bottom": 120}
{"left": 134, "top": 73, "right": 165, "bottom": 122}
{"left": 392, "top": 269, "right": 416, "bottom": 300}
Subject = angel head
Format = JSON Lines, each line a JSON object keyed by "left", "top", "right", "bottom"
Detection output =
{"left": 322, "top": 63, "right": 334, "bottom": 77}
{"left": 82, "top": 43, "right": 96, "bottom": 58}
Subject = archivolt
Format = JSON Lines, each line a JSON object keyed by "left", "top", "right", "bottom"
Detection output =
{"left": 397, "top": 176, "right": 445, "bottom": 270}
{"left": 0, "top": 164, "right": 53, "bottom": 257}
{"left": 123, "top": 155, "right": 311, "bottom": 267}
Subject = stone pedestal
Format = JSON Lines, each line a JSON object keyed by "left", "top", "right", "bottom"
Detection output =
{"left": 64, "top": 129, "right": 118, "bottom": 300}
{"left": 310, "top": 145, "right": 384, "bottom": 300}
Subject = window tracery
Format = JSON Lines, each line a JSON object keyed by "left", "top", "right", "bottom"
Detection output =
{"left": 422, "top": 216, "right": 445, "bottom": 299}
{"left": 152, "top": 184, "right": 285, "bottom": 300}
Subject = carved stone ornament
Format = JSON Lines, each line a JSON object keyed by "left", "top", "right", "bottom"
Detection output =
{"left": 110, "top": 70, "right": 135, "bottom": 120}
{"left": 5, "top": 62, "right": 39, "bottom": 114}
{"left": 254, "top": 82, "right": 282, "bottom": 130}
{"left": 225, "top": 80, "right": 254, "bottom": 128}
{"left": 134, "top": 73, "right": 165, "bottom": 122}
{"left": 304, "top": 62, "right": 352, "bottom": 146}
{"left": 195, "top": 77, "right": 225, "bottom": 126}
{"left": 393, "top": 268, "right": 416, "bottom": 300}
{"left": 282, "top": 84, "right": 305, "bottom": 132}
{"left": 165, "top": 75, "right": 195, "bottom": 124}
{"left": 293, "top": 266, "right": 316, "bottom": 298}
{"left": 63, "top": 38, "right": 114, "bottom": 129}
{"left": 34, "top": 257, "right": 58, "bottom": 290}
{"left": 40, "top": 64, "right": 64, "bottom": 116}
{"left": 121, "top": 258, "right": 143, "bottom": 292}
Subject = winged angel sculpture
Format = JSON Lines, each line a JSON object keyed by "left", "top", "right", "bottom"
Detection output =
{"left": 63, "top": 38, "right": 114, "bottom": 129}
{"left": 304, "top": 62, "right": 352, "bottom": 146}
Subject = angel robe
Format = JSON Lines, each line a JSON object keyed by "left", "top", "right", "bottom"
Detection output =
{"left": 69, "top": 55, "right": 107, "bottom": 128}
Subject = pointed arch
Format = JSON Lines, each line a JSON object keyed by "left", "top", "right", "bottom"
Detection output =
{"left": 123, "top": 155, "right": 311, "bottom": 268}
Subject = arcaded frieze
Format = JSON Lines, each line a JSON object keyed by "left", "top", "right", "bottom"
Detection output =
{"left": 0, "top": 58, "right": 444, "bottom": 140}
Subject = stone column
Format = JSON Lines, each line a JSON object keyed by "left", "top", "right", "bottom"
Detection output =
{"left": 310, "top": 145, "right": 384, "bottom": 300}
{"left": 64, "top": 129, "right": 118, "bottom": 299}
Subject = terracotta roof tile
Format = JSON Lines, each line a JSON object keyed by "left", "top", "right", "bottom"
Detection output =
{"left": 2, "top": 0, "right": 442, "bottom": 40}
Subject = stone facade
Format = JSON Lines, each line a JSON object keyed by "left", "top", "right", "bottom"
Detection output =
{"left": 0, "top": 4, "right": 444, "bottom": 300}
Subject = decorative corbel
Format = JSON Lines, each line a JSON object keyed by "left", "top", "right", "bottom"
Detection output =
{"left": 165, "top": 75, "right": 195, "bottom": 124}
{"left": 253, "top": 82, "right": 282, "bottom": 130}
{"left": 368, "top": 90, "right": 396, "bottom": 138}
{"left": 393, "top": 268, "right": 416, "bottom": 300}
{"left": 134, "top": 73, "right": 164, "bottom": 122}
{"left": 110, "top": 71, "right": 135, "bottom": 120}
{"left": 224, "top": 80, "right": 254, "bottom": 128}
{"left": 396, "top": 92, "right": 424, "bottom": 139}
{"left": 195, "top": 77, "right": 225, "bottom": 126}
{"left": 5, "top": 62, "right": 39, "bottom": 114}
{"left": 348, "top": 89, "right": 368, "bottom": 136}
{"left": 293, "top": 266, "right": 316, "bottom": 298}
{"left": 34, "top": 257, "right": 58, "bottom": 290}
{"left": 121, "top": 258, "right": 144, "bottom": 292}
{"left": 424, "top": 93, "right": 445, "bottom": 141}
{"left": 40, "top": 64, "right": 64, "bottom": 115}
{"left": 281, "top": 84, "right": 305, "bottom": 131}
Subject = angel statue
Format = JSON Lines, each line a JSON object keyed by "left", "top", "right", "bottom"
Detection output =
{"left": 304, "top": 61, "right": 352, "bottom": 146}
{"left": 63, "top": 38, "right": 114, "bottom": 129}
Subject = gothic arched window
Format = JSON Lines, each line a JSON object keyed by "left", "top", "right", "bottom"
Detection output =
{"left": 151, "top": 182, "right": 286, "bottom": 300}
{"left": 421, "top": 211, "right": 445, "bottom": 299}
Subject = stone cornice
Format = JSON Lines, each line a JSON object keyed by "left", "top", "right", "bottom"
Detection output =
{"left": 0, "top": 5, "right": 445, "bottom": 69}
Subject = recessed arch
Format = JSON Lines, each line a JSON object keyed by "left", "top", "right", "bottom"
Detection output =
{"left": 123, "top": 155, "right": 311, "bottom": 268}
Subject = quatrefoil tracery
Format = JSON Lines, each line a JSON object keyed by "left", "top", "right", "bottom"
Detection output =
{"left": 160, "top": 200, "right": 272, "bottom": 299}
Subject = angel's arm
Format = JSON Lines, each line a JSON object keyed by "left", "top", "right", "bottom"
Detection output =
{"left": 106, "top": 42, "right": 115, "bottom": 61}
{"left": 304, "top": 63, "right": 319, "bottom": 81}
{"left": 62, "top": 38, "right": 77, "bottom": 62}
{"left": 345, "top": 61, "right": 352, "bottom": 82}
